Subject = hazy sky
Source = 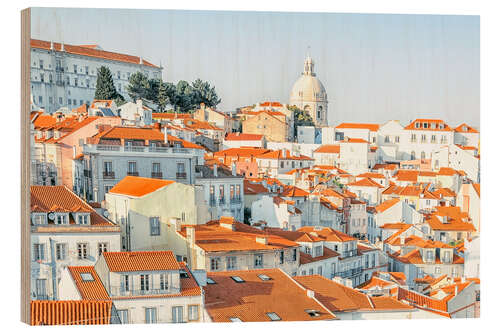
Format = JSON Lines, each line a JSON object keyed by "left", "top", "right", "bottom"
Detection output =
{"left": 31, "top": 8, "right": 480, "bottom": 127}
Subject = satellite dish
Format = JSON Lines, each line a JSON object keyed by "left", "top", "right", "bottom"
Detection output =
{"left": 48, "top": 213, "right": 55, "bottom": 220}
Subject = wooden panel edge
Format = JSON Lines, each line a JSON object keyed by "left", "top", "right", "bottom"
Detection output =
{"left": 20, "top": 7, "right": 31, "bottom": 326}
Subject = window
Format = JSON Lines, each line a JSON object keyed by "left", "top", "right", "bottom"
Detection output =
{"left": 254, "top": 254, "right": 263, "bottom": 268}
{"left": 98, "top": 243, "right": 108, "bottom": 256}
{"left": 318, "top": 266, "right": 323, "bottom": 276}
{"left": 117, "top": 310, "right": 128, "bottom": 324}
{"left": 210, "top": 257, "right": 221, "bottom": 271}
{"left": 236, "top": 185, "right": 241, "bottom": 200}
{"left": 226, "top": 256, "right": 237, "bottom": 270}
{"left": 426, "top": 250, "right": 433, "bottom": 261}
{"left": 128, "top": 161, "right": 137, "bottom": 174}
{"left": 77, "top": 214, "right": 89, "bottom": 225}
{"left": 117, "top": 71, "right": 121, "bottom": 79}
{"left": 35, "top": 279, "right": 47, "bottom": 299}
{"left": 152, "top": 162, "right": 161, "bottom": 174}
{"left": 292, "top": 249, "right": 297, "bottom": 261}
{"left": 172, "top": 306, "right": 184, "bottom": 323}
{"left": 230, "top": 317, "right": 242, "bottom": 322}
{"left": 85, "top": 66, "right": 89, "bottom": 75}
{"left": 384, "top": 136, "right": 390, "bottom": 143}
{"left": 160, "top": 273, "right": 168, "bottom": 290}
{"left": 314, "top": 246, "right": 322, "bottom": 257}
{"left": 80, "top": 273, "right": 94, "bottom": 281}
{"left": 411, "top": 134, "right": 417, "bottom": 143}
{"left": 309, "top": 268, "right": 314, "bottom": 275}
{"left": 410, "top": 151, "right": 416, "bottom": 160}
{"left": 435, "top": 267, "right": 441, "bottom": 274}
{"left": 150, "top": 217, "right": 160, "bottom": 236}
{"left": 442, "top": 251, "right": 451, "bottom": 263}
{"left": 58, "top": 97, "right": 63, "bottom": 105}
{"left": 121, "top": 275, "right": 130, "bottom": 292}
{"left": 395, "top": 136, "right": 400, "bottom": 143}
{"left": 219, "top": 185, "right": 225, "bottom": 203}
{"left": 33, "top": 244, "right": 45, "bottom": 261}
{"left": 56, "top": 243, "right": 66, "bottom": 260}
{"left": 258, "top": 274, "right": 272, "bottom": 281}
{"left": 104, "top": 161, "right": 113, "bottom": 174}
{"left": 39, "top": 59, "right": 44, "bottom": 69}
{"left": 452, "top": 267, "right": 457, "bottom": 277}
{"left": 188, "top": 305, "right": 199, "bottom": 321}
{"left": 140, "top": 274, "right": 150, "bottom": 291}
{"left": 74, "top": 78, "right": 78, "bottom": 86}
{"left": 73, "top": 64, "right": 77, "bottom": 73}
{"left": 280, "top": 161, "right": 284, "bottom": 168}
{"left": 230, "top": 185, "right": 235, "bottom": 200}
{"left": 40, "top": 73, "right": 45, "bottom": 83}
{"left": 55, "top": 214, "right": 68, "bottom": 225}
{"left": 33, "top": 214, "right": 46, "bottom": 225}
{"left": 266, "top": 312, "right": 281, "bottom": 321}
{"left": 421, "top": 151, "right": 426, "bottom": 159}
{"left": 145, "top": 307, "right": 157, "bottom": 324}
{"left": 231, "top": 276, "right": 245, "bottom": 283}
{"left": 77, "top": 243, "right": 88, "bottom": 259}
{"left": 279, "top": 251, "right": 284, "bottom": 264}
{"left": 206, "top": 278, "right": 216, "bottom": 284}
{"left": 431, "top": 135, "right": 436, "bottom": 143}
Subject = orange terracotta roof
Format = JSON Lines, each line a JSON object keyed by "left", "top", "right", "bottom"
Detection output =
{"left": 281, "top": 185, "right": 310, "bottom": 197}
{"left": 183, "top": 118, "right": 223, "bottom": 131}
{"left": 244, "top": 180, "right": 269, "bottom": 195}
{"left": 214, "top": 147, "right": 271, "bottom": 158}
{"left": 375, "top": 198, "right": 400, "bottom": 213}
{"left": 257, "top": 149, "right": 314, "bottom": 160}
{"left": 152, "top": 112, "right": 193, "bottom": 120}
{"left": 357, "top": 172, "right": 386, "bottom": 179}
{"left": 372, "top": 163, "right": 398, "bottom": 171}
{"left": 205, "top": 269, "right": 335, "bottom": 322}
{"left": 432, "top": 187, "right": 457, "bottom": 198}
{"left": 340, "top": 137, "right": 370, "bottom": 144}
{"left": 437, "top": 167, "right": 460, "bottom": 176}
{"left": 225, "top": 133, "right": 264, "bottom": 141}
{"left": 454, "top": 123, "right": 479, "bottom": 133}
{"left": 31, "top": 300, "right": 113, "bottom": 325}
{"left": 108, "top": 176, "right": 175, "bottom": 197}
{"left": 31, "top": 39, "right": 159, "bottom": 68}
{"left": 314, "top": 145, "right": 340, "bottom": 154}
{"left": 67, "top": 266, "right": 110, "bottom": 300}
{"left": 298, "top": 226, "right": 356, "bottom": 242}
{"left": 348, "top": 177, "right": 384, "bottom": 188}
{"left": 102, "top": 251, "right": 180, "bottom": 272}
{"left": 472, "top": 183, "right": 480, "bottom": 197}
{"left": 30, "top": 186, "right": 113, "bottom": 226}
{"left": 259, "top": 101, "right": 284, "bottom": 107}
{"left": 300, "top": 247, "right": 340, "bottom": 265}
{"left": 335, "top": 123, "right": 380, "bottom": 131}
{"left": 178, "top": 220, "right": 299, "bottom": 252}
{"left": 404, "top": 119, "right": 452, "bottom": 131}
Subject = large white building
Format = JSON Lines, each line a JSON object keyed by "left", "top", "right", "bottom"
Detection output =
{"left": 30, "top": 39, "right": 162, "bottom": 113}
{"left": 289, "top": 55, "right": 329, "bottom": 126}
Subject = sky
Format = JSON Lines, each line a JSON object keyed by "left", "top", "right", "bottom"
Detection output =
{"left": 31, "top": 8, "right": 480, "bottom": 127}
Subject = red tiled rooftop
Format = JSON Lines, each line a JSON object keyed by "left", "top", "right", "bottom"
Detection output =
{"left": 108, "top": 176, "right": 175, "bottom": 197}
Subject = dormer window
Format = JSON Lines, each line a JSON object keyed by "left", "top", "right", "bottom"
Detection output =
{"left": 76, "top": 213, "right": 90, "bottom": 225}
{"left": 55, "top": 213, "right": 69, "bottom": 225}
{"left": 32, "top": 213, "right": 47, "bottom": 225}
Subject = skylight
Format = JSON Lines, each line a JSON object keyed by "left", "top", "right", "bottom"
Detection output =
{"left": 229, "top": 317, "right": 242, "bottom": 322}
{"left": 207, "top": 278, "right": 216, "bottom": 284}
{"left": 305, "top": 309, "right": 320, "bottom": 317}
{"left": 231, "top": 276, "right": 245, "bottom": 283}
{"left": 258, "top": 274, "right": 272, "bottom": 281}
{"left": 266, "top": 312, "right": 281, "bottom": 321}
{"left": 180, "top": 269, "right": 189, "bottom": 278}
{"left": 80, "top": 273, "right": 94, "bottom": 282}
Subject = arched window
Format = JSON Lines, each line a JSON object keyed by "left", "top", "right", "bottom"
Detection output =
{"left": 410, "top": 151, "right": 416, "bottom": 160}
{"left": 421, "top": 151, "right": 426, "bottom": 159}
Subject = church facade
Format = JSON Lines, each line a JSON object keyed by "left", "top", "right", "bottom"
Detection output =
{"left": 289, "top": 56, "right": 329, "bottom": 126}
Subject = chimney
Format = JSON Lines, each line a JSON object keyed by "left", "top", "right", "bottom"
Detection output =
{"left": 231, "top": 162, "right": 236, "bottom": 176}
{"left": 256, "top": 236, "right": 268, "bottom": 245}
{"left": 186, "top": 226, "right": 196, "bottom": 247}
{"left": 213, "top": 165, "right": 218, "bottom": 177}
{"left": 50, "top": 41, "right": 54, "bottom": 50}
{"left": 72, "top": 146, "right": 77, "bottom": 159}
{"left": 139, "top": 57, "right": 143, "bottom": 65}
{"left": 306, "top": 290, "right": 315, "bottom": 298}
{"left": 282, "top": 148, "right": 287, "bottom": 157}
{"left": 454, "top": 284, "right": 458, "bottom": 295}
{"left": 172, "top": 218, "right": 181, "bottom": 232}
{"left": 164, "top": 128, "right": 168, "bottom": 144}
{"left": 61, "top": 42, "right": 65, "bottom": 52}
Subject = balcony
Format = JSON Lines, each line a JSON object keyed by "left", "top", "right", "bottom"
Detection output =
{"left": 336, "top": 267, "right": 363, "bottom": 278}
{"left": 103, "top": 171, "right": 115, "bottom": 179}
{"left": 151, "top": 172, "right": 163, "bottom": 179}
{"left": 109, "top": 286, "right": 180, "bottom": 297}
{"left": 176, "top": 172, "right": 187, "bottom": 179}
{"left": 219, "top": 197, "right": 226, "bottom": 205}
{"left": 55, "top": 66, "right": 64, "bottom": 73}
{"left": 127, "top": 171, "right": 139, "bottom": 176}
{"left": 83, "top": 169, "right": 92, "bottom": 177}
{"left": 209, "top": 198, "right": 217, "bottom": 207}
{"left": 230, "top": 197, "right": 242, "bottom": 204}
{"left": 85, "top": 144, "right": 196, "bottom": 155}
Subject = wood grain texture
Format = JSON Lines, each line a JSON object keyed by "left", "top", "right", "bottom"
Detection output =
{"left": 20, "top": 7, "right": 31, "bottom": 325}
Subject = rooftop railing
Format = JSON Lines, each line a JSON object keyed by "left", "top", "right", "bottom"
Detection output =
{"left": 85, "top": 144, "right": 195, "bottom": 155}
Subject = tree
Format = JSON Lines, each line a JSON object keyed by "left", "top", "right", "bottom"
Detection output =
{"left": 288, "top": 105, "right": 314, "bottom": 137}
{"left": 94, "top": 66, "right": 120, "bottom": 101}
{"left": 126, "top": 72, "right": 150, "bottom": 102}
{"left": 174, "top": 80, "right": 194, "bottom": 113}
{"left": 191, "top": 79, "right": 221, "bottom": 108}
{"left": 146, "top": 78, "right": 161, "bottom": 104}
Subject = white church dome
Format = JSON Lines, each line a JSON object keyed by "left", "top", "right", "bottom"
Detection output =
{"left": 290, "top": 56, "right": 328, "bottom": 103}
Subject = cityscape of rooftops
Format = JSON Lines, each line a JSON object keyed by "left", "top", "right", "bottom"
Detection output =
{"left": 28, "top": 7, "right": 480, "bottom": 325}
